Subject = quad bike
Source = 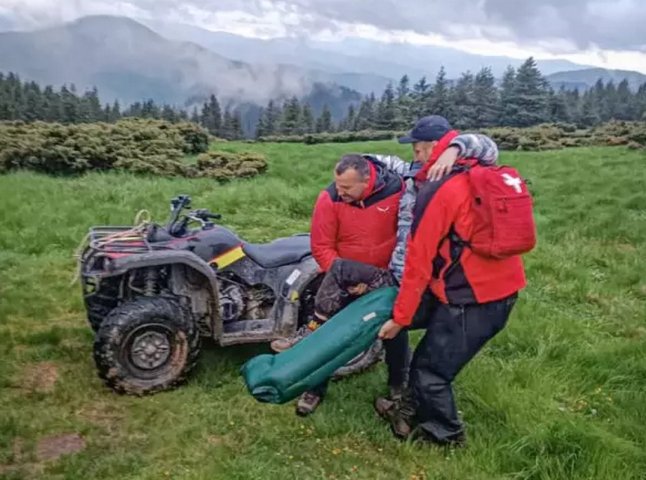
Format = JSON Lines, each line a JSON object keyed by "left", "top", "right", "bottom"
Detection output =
{"left": 78, "top": 195, "right": 383, "bottom": 395}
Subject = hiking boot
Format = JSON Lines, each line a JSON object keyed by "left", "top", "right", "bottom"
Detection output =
{"left": 270, "top": 321, "right": 319, "bottom": 353}
{"left": 295, "top": 391, "right": 323, "bottom": 416}
{"left": 411, "top": 428, "right": 467, "bottom": 448}
{"left": 388, "top": 408, "right": 416, "bottom": 440}
{"left": 375, "top": 388, "right": 416, "bottom": 440}
{"left": 373, "top": 385, "right": 406, "bottom": 419}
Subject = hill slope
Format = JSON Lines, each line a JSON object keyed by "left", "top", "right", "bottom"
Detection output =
{"left": 0, "top": 15, "right": 369, "bottom": 107}
{"left": 547, "top": 68, "right": 646, "bottom": 91}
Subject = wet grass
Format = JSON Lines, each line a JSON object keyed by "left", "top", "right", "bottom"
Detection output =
{"left": 0, "top": 142, "right": 645, "bottom": 479}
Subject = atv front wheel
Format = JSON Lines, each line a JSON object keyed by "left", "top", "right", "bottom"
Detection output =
{"left": 93, "top": 297, "right": 200, "bottom": 395}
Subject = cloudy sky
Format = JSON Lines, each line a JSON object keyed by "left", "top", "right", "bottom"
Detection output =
{"left": 1, "top": 0, "right": 645, "bottom": 72}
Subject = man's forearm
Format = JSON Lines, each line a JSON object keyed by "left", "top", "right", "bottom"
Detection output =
{"left": 365, "top": 154, "right": 409, "bottom": 175}
{"left": 450, "top": 133, "right": 499, "bottom": 165}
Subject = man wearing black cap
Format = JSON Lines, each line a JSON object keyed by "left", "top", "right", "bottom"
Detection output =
{"left": 376, "top": 115, "right": 527, "bottom": 446}
{"left": 398, "top": 115, "right": 497, "bottom": 180}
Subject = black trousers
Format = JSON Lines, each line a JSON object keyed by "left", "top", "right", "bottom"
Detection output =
{"left": 406, "top": 294, "right": 518, "bottom": 442}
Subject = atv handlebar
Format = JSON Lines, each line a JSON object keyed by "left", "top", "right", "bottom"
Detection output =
{"left": 170, "top": 195, "right": 192, "bottom": 213}
{"left": 167, "top": 196, "right": 222, "bottom": 236}
{"left": 192, "top": 209, "right": 222, "bottom": 221}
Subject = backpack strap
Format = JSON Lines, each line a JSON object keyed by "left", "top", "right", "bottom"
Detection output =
{"left": 411, "top": 169, "right": 463, "bottom": 238}
{"left": 442, "top": 226, "right": 470, "bottom": 278}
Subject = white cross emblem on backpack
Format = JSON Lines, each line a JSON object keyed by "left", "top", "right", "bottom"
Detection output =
{"left": 501, "top": 173, "right": 523, "bottom": 193}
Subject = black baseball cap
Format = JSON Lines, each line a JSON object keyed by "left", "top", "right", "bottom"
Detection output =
{"left": 398, "top": 115, "right": 452, "bottom": 144}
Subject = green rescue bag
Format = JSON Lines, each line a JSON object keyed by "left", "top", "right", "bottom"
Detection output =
{"left": 240, "top": 286, "right": 398, "bottom": 404}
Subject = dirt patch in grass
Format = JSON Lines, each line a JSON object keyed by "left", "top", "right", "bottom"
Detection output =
{"left": 18, "top": 362, "right": 59, "bottom": 393}
{"left": 77, "top": 401, "right": 127, "bottom": 434}
{"left": 36, "top": 433, "right": 86, "bottom": 462}
{"left": 0, "top": 462, "right": 45, "bottom": 479}
{"left": 207, "top": 435, "right": 227, "bottom": 447}
{"left": 0, "top": 434, "right": 85, "bottom": 478}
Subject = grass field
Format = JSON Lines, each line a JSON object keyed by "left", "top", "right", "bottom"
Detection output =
{"left": 1, "top": 142, "right": 645, "bottom": 480}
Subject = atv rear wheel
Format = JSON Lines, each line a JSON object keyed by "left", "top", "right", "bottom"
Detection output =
{"left": 93, "top": 296, "right": 200, "bottom": 395}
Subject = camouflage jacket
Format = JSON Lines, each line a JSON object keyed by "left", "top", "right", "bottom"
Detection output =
{"left": 367, "top": 133, "right": 499, "bottom": 283}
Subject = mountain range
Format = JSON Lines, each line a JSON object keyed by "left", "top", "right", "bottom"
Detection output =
{"left": 0, "top": 16, "right": 377, "bottom": 109}
{"left": 1, "top": 15, "right": 645, "bottom": 112}
{"left": 145, "top": 19, "right": 592, "bottom": 81}
{"left": 547, "top": 68, "right": 646, "bottom": 92}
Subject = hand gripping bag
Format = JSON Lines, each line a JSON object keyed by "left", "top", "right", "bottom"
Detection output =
{"left": 240, "top": 286, "right": 398, "bottom": 404}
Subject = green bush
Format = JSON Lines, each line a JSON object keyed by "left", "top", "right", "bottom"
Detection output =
{"left": 254, "top": 121, "right": 646, "bottom": 150}
{"left": 477, "top": 122, "right": 646, "bottom": 151}
{"left": 628, "top": 131, "right": 646, "bottom": 145}
{"left": 258, "top": 129, "right": 400, "bottom": 144}
{"left": 605, "top": 136, "right": 630, "bottom": 147}
{"left": 554, "top": 122, "right": 578, "bottom": 133}
{"left": 193, "top": 151, "right": 268, "bottom": 181}
{"left": 0, "top": 119, "right": 270, "bottom": 180}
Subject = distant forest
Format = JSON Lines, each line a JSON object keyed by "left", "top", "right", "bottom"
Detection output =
{"left": 2, "top": 58, "right": 646, "bottom": 139}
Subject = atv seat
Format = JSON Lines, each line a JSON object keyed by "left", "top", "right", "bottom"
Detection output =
{"left": 243, "top": 235, "right": 311, "bottom": 269}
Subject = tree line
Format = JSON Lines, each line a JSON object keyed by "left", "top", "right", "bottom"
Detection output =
{"left": 257, "top": 57, "right": 646, "bottom": 136}
{"left": 0, "top": 73, "right": 246, "bottom": 139}
{"left": 2, "top": 57, "right": 646, "bottom": 140}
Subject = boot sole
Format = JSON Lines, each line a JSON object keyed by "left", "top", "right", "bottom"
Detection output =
{"left": 373, "top": 398, "right": 396, "bottom": 421}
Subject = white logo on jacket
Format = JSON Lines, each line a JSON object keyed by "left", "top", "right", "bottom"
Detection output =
{"left": 501, "top": 173, "right": 523, "bottom": 193}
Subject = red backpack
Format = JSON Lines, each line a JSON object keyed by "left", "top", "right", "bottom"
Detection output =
{"left": 463, "top": 163, "right": 537, "bottom": 258}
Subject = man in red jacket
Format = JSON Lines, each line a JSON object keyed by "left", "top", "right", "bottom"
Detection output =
{"left": 376, "top": 117, "right": 527, "bottom": 446}
{"left": 271, "top": 153, "right": 404, "bottom": 415}
{"left": 310, "top": 154, "right": 404, "bottom": 272}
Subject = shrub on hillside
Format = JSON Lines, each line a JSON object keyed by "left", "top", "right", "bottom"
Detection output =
{"left": 192, "top": 151, "right": 268, "bottom": 181}
{"left": 113, "top": 154, "right": 189, "bottom": 177}
{"left": 174, "top": 122, "right": 211, "bottom": 154}
{"left": 489, "top": 122, "right": 646, "bottom": 151}
{"left": 0, "top": 119, "right": 208, "bottom": 175}
{"left": 554, "top": 122, "right": 578, "bottom": 133}
{"left": 480, "top": 128, "right": 522, "bottom": 150}
{"left": 0, "top": 119, "right": 266, "bottom": 181}
{"left": 605, "top": 136, "right": 630, "bottom": 147}
{"left": 480, "top": 124, "right": 585, "bottom": 151}
{"left": 256, "top": 134, "right": 306, "bottom": 143}
{"left": 628, "top": 130, "right": 646, "bottom": 145}
{"left": 256, "top": 121, "right": 641, "bottom": 151}
{"left": 589, "top": 121, "right": 646, "bottom": 147}
{"left": 253, "top": 121, "right": 646, "bottom": 151}
{"left": 258, "top": 129, "right": 399, "bottom": 144}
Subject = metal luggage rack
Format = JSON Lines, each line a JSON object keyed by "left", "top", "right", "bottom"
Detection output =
{"left": 88, "top": 225, "right": 153, "bottom": 254}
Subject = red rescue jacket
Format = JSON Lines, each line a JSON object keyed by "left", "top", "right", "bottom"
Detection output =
{"left": 393, "top": 134, "right": 527, "bottom": 326}
{"left": 311, "top": 159, "right": 404, "bottom": 271}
